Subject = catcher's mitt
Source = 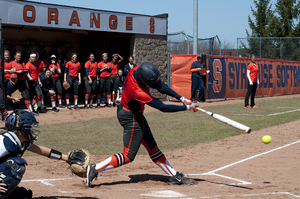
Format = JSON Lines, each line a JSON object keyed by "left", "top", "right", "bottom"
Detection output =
{"left": 63, "top": 80, "right": 70, "bottom": 90}
{"left": 67, "top": 149, "right": 90, "bottom": 178}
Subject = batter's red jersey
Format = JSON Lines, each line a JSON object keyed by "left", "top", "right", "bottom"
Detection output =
{"left": 98, "top": 61, "right": 111, "bottom": 77}
{"left": 34, "top": 60, "right": 45, "bottom": 76}
{"left": 46, "top": 62, "right": 60, "bottom": 78}
{"left": 121, "top": 65, "right": 153, "bottom": 113}
{"left": 26, "top": 62, "right": 38, "bottom": 81}
{"left": 109, "top": 62, "right": 119, "bottom": 75}
{"left": 4, "top": 61, "right": 12, "bottom": 80}
{"left": 66, "top": 61, "right": 80, "bottom": 77}
{"left": 247, "top": 62, "right": 259, "bottom": 82}
{"left": 85, "top": 61, "right": 97, "bottom": 77}
{"left": 12, "top": 61, "right": 26, "bottom": 80}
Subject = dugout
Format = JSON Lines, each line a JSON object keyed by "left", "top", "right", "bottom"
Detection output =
{"left": 0, "top": 0, "right": 168, "bottom": 99}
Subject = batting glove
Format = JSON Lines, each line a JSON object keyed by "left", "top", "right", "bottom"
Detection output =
{"left": 180, "top": 96, "right": 192, "bottom": 105}
{"left": 185, "top": 103, "right": 198, "bottom": 112}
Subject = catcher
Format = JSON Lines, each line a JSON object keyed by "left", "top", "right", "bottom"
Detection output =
{"left": 0, "top": 110, "right": 90, "bottom": 199}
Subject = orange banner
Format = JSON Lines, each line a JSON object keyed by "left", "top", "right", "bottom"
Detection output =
{"left": 171, "top": 54, "right": 300, "bottom": 100}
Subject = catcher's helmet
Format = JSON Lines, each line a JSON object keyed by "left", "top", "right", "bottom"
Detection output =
{"left": 5, "top": 110, "right": 40, "bottom": 143}
{"left": 135, "top": 62, "right": 162, "bottom": 89}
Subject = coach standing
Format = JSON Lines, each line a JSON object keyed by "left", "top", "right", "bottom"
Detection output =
{"left": 245, "top": 54, "right": 259, "bottom": 108}
{"left": 190, "top": 54, "right": 205, "bottom": 103}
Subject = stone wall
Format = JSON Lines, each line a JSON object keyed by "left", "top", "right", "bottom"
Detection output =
{"left": 132, "top": 34, "right": 168, "bottom": 99}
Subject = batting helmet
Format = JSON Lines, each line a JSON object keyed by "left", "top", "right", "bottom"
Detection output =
{"left": 5, "top": 110, "right": 40, "bottom": 143}
{"left": 135, "top": 62, "right": 162, "bottom": 89}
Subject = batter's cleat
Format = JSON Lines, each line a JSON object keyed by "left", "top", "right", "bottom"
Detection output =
{"left": 58, "top": 104, "right": 65, "bottom": 108}
{"left": 89, "top": 104, "right": 95, "bottom": 109}
{"left": 245, "top": 105, "right": 251, "bottom": 108}
{"left": 52, "top": 107, "right": 59, "bottom": 112}
{"left": 86, "top": 164, "right": 98, "bottom": 187}
{"left": 97, "top": 104, "right": 101, "bottom": 108}
{"left": 84, "top": 104, "right": 88, "bottom": 109}
{"left": 31, "top": 110, "right": 39, "bottom": 116}
{"left": 169, "top": 172, "right": 194, "bottom": 185}
{"left": 67, "top": 104, "right": 72, "bottom": 109}
{"left": 74, "top": 105, "right": 80, "bottom": 110}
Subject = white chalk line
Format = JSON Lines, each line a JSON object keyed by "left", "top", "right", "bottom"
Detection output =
{"left": 188, "top": 140, "right": 300, "bottom": 187}
{"left": 193, "top": 192, "right": 300, "bottom": 198}
{"left": 267, "top": 108, "right": 300, "bottom": 116}
{"left": 22, "top": 178, "right": 77, "bottom": 186}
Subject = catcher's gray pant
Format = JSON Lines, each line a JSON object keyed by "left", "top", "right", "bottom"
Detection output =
{"left": 66, "top": 76, "right": 79, "bottom": 95}
{"left": 85, "top": 76, "right": 97, "bottom": 95}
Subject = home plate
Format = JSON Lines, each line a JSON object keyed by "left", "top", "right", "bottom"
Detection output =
{"left": 141, "top": 190, "right": 186, "bottom": 197}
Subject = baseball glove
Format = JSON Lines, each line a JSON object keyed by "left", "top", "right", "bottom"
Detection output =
{"left": 67, "top": 149, "right": 90, "bottom": 178}
{"left": 63, "top": 80, "right": 70, "bottom": 90}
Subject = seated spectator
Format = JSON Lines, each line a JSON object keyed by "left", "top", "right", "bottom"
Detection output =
{"left": 39, "top": 69, "right": 59, "bottom": 112}
{"left": 124, "top": 56, "right": 137, "bottom": 76}
{"left": 6, "top": 73, "right": 20, "bottom": 111}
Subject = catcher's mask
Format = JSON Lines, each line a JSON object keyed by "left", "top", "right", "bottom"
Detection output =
{"left": 5, "top": 110, "right": 40, "bottom": 143}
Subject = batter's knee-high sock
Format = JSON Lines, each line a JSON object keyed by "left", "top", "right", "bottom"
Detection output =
{"left": 66, "top": 93, "right": 70, "bottom": 105}
{"left": 147, "top": 146, "right": 176, "bottom": 176}
{"left": 97, "top": 93, "right": 101, "bottom": 104}
{"left": 74, "top": 95, "right": 78, "bottom": 105}
{"left": 1, "top": 108, "right": 8, "bottom": 120}
{"left": 85, "top": 94, "right": 89, "bottom": 105}
{"left": 107, "top": 93, "right": 111, "bottom": 104}
{"left": 95, "top": 153, "right": 131, "bottom": 173}
{"left": 89, "top": 94, "right": 94, "bottom": 105}
{"left": 24, "top": 99, "right": 33, "bottom": 112}
{"left": 58, "top": 95, "right": 62, "bottom": 105}
{"left": 51, "top": 95, "right": 56, "bottom": 108}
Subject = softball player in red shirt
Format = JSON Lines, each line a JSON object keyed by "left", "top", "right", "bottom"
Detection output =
{"left": 245, "top": 54, "right": 260, "bottom": 108}
{"left": 86, "top": 62, "right": 198, "bottom": 187}
{"left": 109, "top": 53, "right": 123, "bottom": 106}
{"left": 97, "top": 53, "right": 112, "bottom": 107}
{"left": 47, "top": 55, "right": 65, "bottom": 108}
{"left": 12, "top": 51, "right": 36, "bottom": 115}
{"left": 64, "top": 53, "right": 81, "bottom": 110}
{"left": 84, "top": 53, "right": 97, "bottom": 109}
{"left": 26, "top": 54, "right": 44, "bottom": 113}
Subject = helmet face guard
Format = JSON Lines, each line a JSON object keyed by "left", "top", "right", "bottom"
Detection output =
{"left": 5, "top": 110, "right": 40, "bottom": 143}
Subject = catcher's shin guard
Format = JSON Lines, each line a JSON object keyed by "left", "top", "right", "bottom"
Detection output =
{"left": 0, "top": 157, "right": 27, "bottom": 199}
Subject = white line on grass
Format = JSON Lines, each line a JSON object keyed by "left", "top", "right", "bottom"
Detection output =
{"left": 267, "top": 108, "right": 300, "bottom": 116}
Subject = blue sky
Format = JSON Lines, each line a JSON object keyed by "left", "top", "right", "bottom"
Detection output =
{"left": 26, "top": 0, "right": 277, "bottom": 46}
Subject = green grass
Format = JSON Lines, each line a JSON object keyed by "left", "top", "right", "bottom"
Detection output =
{"left": 25, "top": 96, "right": 300, "bottom": 156}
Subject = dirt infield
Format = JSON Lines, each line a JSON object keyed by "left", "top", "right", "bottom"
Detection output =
{"left": 5, "top": 95, "right": 300, "bottom": 198}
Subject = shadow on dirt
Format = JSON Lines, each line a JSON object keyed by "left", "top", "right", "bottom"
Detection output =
{"left": 34, "top": 197, "right": 98, "bottom": 199}
{"left": 90, "top": 173, "right": 205, "bottom": 187}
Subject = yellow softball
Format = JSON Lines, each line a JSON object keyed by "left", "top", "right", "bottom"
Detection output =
{"left": 262, "top": 135, "right": 272, "bottom": 144}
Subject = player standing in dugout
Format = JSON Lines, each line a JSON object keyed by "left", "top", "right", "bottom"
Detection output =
{"left": 86, "top": 62, "right": 198, "bottom": 187}
{"left": 84, "top": 53, "right": 98, "bottom": 109}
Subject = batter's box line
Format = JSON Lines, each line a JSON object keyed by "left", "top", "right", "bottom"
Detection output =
{"left": 22, "top": 177, "right": 77, "bottom": 186}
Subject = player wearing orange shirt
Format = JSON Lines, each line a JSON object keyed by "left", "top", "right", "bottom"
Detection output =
{"left": 34, "top": 52, "right": 46, "bottom": 76}
{"left": 46, "top": 55, "right": 64, "bottom": 108}
{"left": 84, "top": 53, "right": 97, "bottom": 109}
{"left": 4, "top": 50, "right": 16, "bottom": 85}
{"left": 97, "top": 53, "right": 112, "bottom": 107}
{"left": 245, "top": 54, "right": 260, "bottom": 108}
{"left": 26, "top": 54, "right": 44, "bottom": 113}
{"left": 109, "top": 53, "right": 123, "bottom": 107}
{"left": 12, "top": 51, "right": 36, "bottom": 115}
{"left": 86, "top": 62, "right": 198, "bottom": 187}
{"left": 64, "top": 53, "right": 81, "bottom": 110}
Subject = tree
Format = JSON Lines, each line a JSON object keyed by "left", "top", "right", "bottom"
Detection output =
{"left": 245, "top": 0, "right": 277, "bottom": 58}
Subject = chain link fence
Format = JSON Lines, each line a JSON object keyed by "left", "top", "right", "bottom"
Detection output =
{"left": 167, "top": 31, "right": 219, "bottom": 55}
{"left": 237, "top": 37, "right": 300, "bottom": 61}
